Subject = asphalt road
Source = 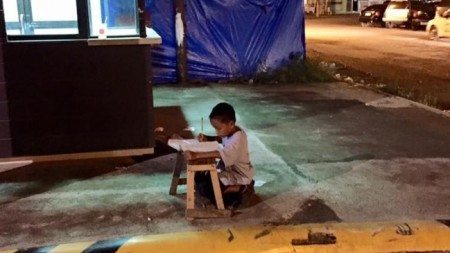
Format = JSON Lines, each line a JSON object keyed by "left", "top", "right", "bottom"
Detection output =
{"left": 306, "top": 15, "right": 450, "bottom": 109}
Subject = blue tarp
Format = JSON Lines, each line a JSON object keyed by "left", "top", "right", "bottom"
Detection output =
{"left": 147, "top": 0, "right": 305, "bottom": 84}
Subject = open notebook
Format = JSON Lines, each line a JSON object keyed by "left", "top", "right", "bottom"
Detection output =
{"left": 168, "top": 139, "right": 221, "bottom": 152}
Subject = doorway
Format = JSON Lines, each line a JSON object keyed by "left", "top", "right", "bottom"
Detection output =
{"left": 353, "top": 0, "right": 358, "bottom": 11}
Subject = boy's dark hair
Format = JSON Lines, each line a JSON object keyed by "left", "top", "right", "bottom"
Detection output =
{"left": 209, "top": 102, "right": 236, "bottom": 123}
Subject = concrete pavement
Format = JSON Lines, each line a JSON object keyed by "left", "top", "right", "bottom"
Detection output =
{"left": 0, "top": 82, "right": 449, "bottom": 250}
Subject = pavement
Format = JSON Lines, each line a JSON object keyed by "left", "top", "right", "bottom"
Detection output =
{"left": 1, "top": 82, "right": 449, "bottom": 251}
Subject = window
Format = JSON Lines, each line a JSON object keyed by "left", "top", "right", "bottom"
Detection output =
{"left": 89, "top": 0, "right": 139, "bottom": 37}
{"left": 4, "top": 0, "right": 78, "bottom": 36}
{"left": 387, "top": 1, "right": 408, "bottom": 9}
{"left": 437, "top": 6, "right": 449, "bottom": 16}
{"left": 2, "top": 0, "right": 142, "bottom": 40}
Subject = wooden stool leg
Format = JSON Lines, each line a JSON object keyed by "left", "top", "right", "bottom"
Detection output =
{"left": 185, "top": 163, "right": 232, "bottom": 219}
{"left": 209, "top": 169, "right": 225, "bottom": 210}
{"left": 169, "top": 152, "right": 185, "bottom": 195}
{"left": 186, "top": 168, "right": 195, "bottom": 210}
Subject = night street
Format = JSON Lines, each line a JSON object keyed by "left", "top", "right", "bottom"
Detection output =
{"left": 1, "top": 2, "right": 450, "bottom": 251}
{"left": 306, "top": 15, "right": 450, "bottom": 109}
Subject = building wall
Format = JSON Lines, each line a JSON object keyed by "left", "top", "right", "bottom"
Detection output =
{"left": 0, "top": 6, "right": 13, "bottom": 157}
{"left": 3, "top": 42, "right": 155, "bottom": 156}
{"left": 331, "top": 0, "right": 349, "bottom": 13}
{"left": 305, "top": 0, "right": 375, "bottom": 14}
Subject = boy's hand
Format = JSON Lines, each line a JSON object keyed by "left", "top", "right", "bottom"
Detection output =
{"left": 197, "top": 133, "right": 207, "bottom": 142}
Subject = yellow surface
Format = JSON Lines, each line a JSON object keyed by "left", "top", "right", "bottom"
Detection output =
{"left": 117, "top": 221, "right": 450, "bottom": 253}
{"left": 1, "top": 221, "right": 450, "bottom": 253}
{"left": 49, "top": 241, "right": 96, "bottom": 253}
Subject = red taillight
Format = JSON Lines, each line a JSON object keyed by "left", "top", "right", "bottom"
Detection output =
{"left": 374, "top": 11, "right": 380, "bottom": 16}
{"left": 412, "top": 10, "right": 423, "bottom": 18}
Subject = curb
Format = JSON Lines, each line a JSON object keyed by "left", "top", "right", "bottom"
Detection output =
{"left": 346, "top": 82, "right": 450, "bottom": 118}
{"left": 395, "top": 96, "right": 450, "bottom": 118}
{"left": 2, "top": 220, "right": 449, "bottom": 253}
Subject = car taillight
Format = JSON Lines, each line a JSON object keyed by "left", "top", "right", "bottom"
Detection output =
{"left": 374, "top": 11, "right": 380, "bottom": 16}
{"left": 413, "top": 10, "right": 424, "bottom": 18}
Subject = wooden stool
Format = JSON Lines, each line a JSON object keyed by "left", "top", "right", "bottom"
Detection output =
{"left": 169, "top": 152, "right": 186, "bottom": 196}
{"left": 169, "top": 152, "right": 231, "bottom": 220}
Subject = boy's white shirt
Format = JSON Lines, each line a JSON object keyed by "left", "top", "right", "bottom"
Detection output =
{"left": 167, "top": 130, "right": 254, "bottom": 185}
{"left": 218, "top": 129, "right": 254, "bottom": 186}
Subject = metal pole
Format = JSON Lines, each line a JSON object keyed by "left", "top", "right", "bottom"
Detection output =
{"left": 316, "top": 0, "right": 320, "bottom": 17}
{"left": 175, "top": 0, "right": 188, "bottom": 84}
{"left": 137, "top": 0, "right": 147, "bottom": 38}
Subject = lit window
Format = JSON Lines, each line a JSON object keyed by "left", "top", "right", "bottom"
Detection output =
{"left": 3, "top": 0, "right": 78, "bottom": 36}
{"left": 88, "top": 0, "right": 139, "bottom": 37}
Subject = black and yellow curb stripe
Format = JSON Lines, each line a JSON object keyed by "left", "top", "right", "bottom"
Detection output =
{"left": 2, "top": 220, "right": 449, "bottom": 253}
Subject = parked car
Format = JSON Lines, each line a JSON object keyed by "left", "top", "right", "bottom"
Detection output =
{"left": 426, "top": 3, "right": 450, "bottom": 39}
{"left": 359, "top": 2, "right": 390, "bottom": 27}
{"left": 383, "top": 0, "right": 437, "bottom": 30}
{"left": 410, "top": 1, "right": 439, "bottom": 29}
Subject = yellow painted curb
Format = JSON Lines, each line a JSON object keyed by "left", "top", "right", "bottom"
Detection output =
{"left": 119, "top": 220, "right": 450, "bottom": 253}
{"left": 2, "top": 220, "right": 449, "bottom": 253}
{"left": 50, "top": 241, "right": 96, "bottom": 253}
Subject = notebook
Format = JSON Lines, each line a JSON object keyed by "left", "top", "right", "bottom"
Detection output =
{"left": 167, "top": 139, "right": 221, "bottom": 152}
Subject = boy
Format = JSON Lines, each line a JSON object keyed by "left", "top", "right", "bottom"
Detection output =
{"left": 186, "top": 102, "right": 254, "bottom": 209}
